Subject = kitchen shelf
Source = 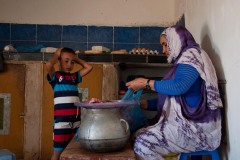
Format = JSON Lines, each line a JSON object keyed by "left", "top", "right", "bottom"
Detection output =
{"left": 118, "top": 62, "right": 172, "bottom": 70}
{"left": 78, "top": 54, "right": 168, "bottom": 63}
{"left": 1, "top": 52, "right": 168, "bottom": 64}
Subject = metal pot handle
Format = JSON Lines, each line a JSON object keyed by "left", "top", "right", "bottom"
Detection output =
{"left": 120, "top": 119, "right": 129, "bottom": 133}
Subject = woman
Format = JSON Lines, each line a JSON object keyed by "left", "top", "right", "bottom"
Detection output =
{"left": 126, "top": 25, "right": 223, "bottom": 160}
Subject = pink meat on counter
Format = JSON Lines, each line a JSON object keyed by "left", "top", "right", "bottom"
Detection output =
{"left": 88, "top": 98, "right": 103, "bottom": 104}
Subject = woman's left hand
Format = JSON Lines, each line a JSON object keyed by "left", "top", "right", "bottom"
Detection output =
{"left": 126, "top": 78, "right": 148, "bottom": 91}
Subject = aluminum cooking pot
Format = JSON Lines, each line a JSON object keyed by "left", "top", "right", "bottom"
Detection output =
{"left": 75, "top": 100, "right": 137, "bottom": 152}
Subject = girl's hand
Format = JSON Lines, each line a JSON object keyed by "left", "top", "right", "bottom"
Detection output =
{"left": 55, "top": 48, "right": 62, "bottom": 58}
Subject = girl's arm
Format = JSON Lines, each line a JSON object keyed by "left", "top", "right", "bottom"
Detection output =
{"left": 74, "top": 57, "right": 93, "bottom": 77}
{"left": 45, "top": 48, "right": 61, "bottom": 78}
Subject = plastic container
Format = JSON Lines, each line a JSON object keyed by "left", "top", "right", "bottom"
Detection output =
{"left": 3, "top": 44, "right": 17, "bottom": 52}
{"left": 0, "top": 149, "right": 16, "bottom": 160}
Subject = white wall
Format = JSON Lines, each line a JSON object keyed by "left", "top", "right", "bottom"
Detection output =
{"left": 0, "top": 0, "right": 184, "bottom": 26}
{"left": 185, "top": 0, "right": 240, "bottom": 159}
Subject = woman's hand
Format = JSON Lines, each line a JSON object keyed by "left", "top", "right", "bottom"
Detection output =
{"left": 140, "top": 99, "right": 148, "bottom": 110}
{"left": 126, "top": 78, "right": 148, "bottom": 91}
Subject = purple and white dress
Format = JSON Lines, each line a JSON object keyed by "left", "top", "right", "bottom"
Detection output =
{"left": 133, "top": 26, "right": 223, "bottom": 160}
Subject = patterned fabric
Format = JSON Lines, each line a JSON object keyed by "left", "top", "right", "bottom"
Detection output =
{"left": 133, "top": 26, "right": 223, "bottom": 160}
{"left": 47, "top": 71, "right": 82, "bottom": 151}
{"left": 178, "top": 49, "right": 222, "bottom": 109}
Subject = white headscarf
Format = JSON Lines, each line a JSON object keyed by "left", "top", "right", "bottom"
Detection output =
{"left": 161, "top": 27, "right": 182, "bottom": 63}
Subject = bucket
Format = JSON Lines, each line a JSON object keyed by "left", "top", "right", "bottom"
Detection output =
{"left": 0, "top": 149, "right": 16, "bottom": 160}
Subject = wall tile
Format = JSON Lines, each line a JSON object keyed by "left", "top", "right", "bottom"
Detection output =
{"left": 11, "top": 41, "right": 36, "bottom": 46}
{"left": 11, "top": 24, "right": 36, "bottom": 41}
{"left": 37, "top": 25, "right": 62, "bottom": 41}
{"left": 11, "top": 41, "right": 38, "bottom": 52}
{"left": 0, "top": 41, "right": 10, "bottom": 49}
{"left": 114, "top": 27, "right": 139, "bottom": 43}
{"left": 0, "top": 23, "right": 10, "bottom": 40}
{"left": 140, "top": 27, "right": 165, "bottom": 43}
{"left": 62, "top": 42, "right": 87, "bottom": 51}
{"left": 37, "top": 41, "right": 61, "bottom": 48}
{"left": 88, "top": 26, "right": 113, "bottom": 43}
{"left": 62, "top": 25, "right": 87, "bottom": 42}
{"left": 0, "top": 22, "right": 178, "bottom": 53}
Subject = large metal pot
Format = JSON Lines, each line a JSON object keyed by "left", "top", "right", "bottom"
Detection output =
{"left": 75, "top": 100, "right": 136, "bottom": 152}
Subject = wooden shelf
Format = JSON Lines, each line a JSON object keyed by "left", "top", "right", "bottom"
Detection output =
{"left": 1, "top": 52, "right": 168, "bottom": 64}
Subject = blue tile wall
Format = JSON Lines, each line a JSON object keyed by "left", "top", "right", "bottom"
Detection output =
{"left": 37, "top": 25, "right": 62, "bottom": 41}
{"left": 88, "top": 26, "right": 113, "bottom": 50}
{"left": 62, "top": 25, "right": 87, "bottom": 42}
{"left": 11, "top": 24, "right": 36, "bottom": 41}
{"left": 88, "top": 26, "right": 113, "bottom": 42}
{"left": 0, "top": 23, "right": 10, "bottom": 40}
{"left": 0, "top": 23, "right": 10, "bottom": 48}
{"left": 0, "top": 23, "right": 168, "bottom": 53}
{"left": 140, "top": 27, "right": 164, "bottom": 43}
{"left": 114, "top": 27, "right": 139, "bottom": 43}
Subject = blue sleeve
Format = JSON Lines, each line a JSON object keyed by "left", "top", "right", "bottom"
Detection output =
{"left": 154, "top": 64, "right": 200, "bottom": 95}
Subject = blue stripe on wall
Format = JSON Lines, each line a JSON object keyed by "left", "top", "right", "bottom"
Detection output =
{"left": 0, "top": 16, "right": 185, "bottom": 52}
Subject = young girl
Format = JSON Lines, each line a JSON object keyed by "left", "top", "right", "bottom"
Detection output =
{"left": 46, "top": 48, "right": 92, "bottom": 160}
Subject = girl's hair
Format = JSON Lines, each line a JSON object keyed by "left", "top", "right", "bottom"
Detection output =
{"left": 59, "top": 47, "right": 75, "bottom": 59}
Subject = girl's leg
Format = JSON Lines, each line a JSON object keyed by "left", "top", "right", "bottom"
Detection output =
{"left": 51, "top": 150, "right": 62, "bottom": 160}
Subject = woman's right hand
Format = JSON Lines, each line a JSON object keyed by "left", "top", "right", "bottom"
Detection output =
{"left": 126, "top": 78, "right": 148, "bottom": 91}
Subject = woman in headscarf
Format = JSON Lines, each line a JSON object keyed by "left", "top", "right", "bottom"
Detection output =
{"left": 126, "top": 25, "right": 223, "bottom": 160}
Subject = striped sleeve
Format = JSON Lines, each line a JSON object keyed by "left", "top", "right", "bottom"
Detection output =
{"left": 154, "top": 64, "right": 200, "bottom": 95}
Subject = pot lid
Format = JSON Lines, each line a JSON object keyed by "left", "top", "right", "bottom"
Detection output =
{"left": 74, "top": 100, "right": 137, "bottom": 109}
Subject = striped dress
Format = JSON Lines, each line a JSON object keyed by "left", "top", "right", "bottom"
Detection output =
{"left": 47, "top": 71, "right": 81, "bottom": 151}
